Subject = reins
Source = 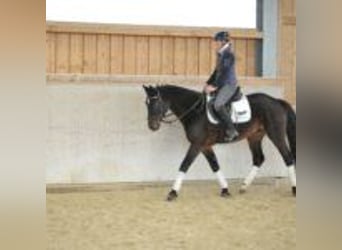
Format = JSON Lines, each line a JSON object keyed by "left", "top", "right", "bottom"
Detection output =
{"left": 161, "top": 94, "right": 205, "bottom": 124}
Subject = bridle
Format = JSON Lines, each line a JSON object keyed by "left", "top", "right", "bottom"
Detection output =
{"left": 145, "top": 91, "right": 204, "bottom": 124}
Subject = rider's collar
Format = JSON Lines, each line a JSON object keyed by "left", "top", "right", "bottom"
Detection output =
{"left": 219, "top": 42, "right": 231, "bottom": 54}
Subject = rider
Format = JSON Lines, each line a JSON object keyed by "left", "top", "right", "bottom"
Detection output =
{"left": 204, "top": 31, "right": 239, "bottom": 141}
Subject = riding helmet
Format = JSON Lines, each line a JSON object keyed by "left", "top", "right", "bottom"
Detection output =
{"left": 214, "top": 31, "right": 230, "bottom": 42}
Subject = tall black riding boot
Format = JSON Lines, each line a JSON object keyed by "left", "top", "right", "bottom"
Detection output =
{"left": 217, "top": 107, "right": 239, "bottom": 141}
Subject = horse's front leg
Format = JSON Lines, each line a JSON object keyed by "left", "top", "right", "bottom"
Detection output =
{"left": 202, "top": 147, "right": 231, "bottom": 198}
{"left": 167, "top": 144, "right": 200, "bottom": 201}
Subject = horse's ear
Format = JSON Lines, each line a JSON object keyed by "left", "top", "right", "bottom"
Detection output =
{"left": 142, "top": 85, "right": 149, "bottom": 93}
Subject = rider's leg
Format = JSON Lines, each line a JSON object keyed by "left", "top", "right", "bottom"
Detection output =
{"left": 214, "top": 84, "right": 239, "bottom": 140}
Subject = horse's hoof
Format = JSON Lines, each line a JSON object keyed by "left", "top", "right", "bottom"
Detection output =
{"left": 166, "top": 190, "right": 178, "bottom": 201}
{"left": 220, "top": 188, "right": 231, "bottom": 198}
{"left": 292, "top": 186, "right": 296, "bottom": 197}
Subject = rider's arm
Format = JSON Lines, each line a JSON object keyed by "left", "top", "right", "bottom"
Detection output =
{"left": 206, "top": 69, "right": 217, "bottom": 86}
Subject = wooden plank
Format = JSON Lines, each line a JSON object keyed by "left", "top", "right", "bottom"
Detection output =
{"left": 282, "top": 25, "right": 296, "bottom": 102}
{"left": 97, "top": 34, "right": 110, "bottom": 74}
{"left": 110, "top": 35, "right": 124, "bottom": 74}
{"left": 209, "top": 39, "right": 217, "bottom": 73}
{"left": 186, "top": 38, "right": 199, "bottom": 75}
{"left": 46, "top": 32, "right": 56, "bottom": 73}
{"left": 246, "top": 39, "right": 257, "bottom": 76}
{"left": 69, "top": 33, "right": 83, "bottom": 73}
{"left": 199, "top": 38, "right": 211, "bottom": 75}
{"left": 281, "top": 0, "right": 295, "bottom": 16}
{"left": 161, "top": 37, "right": 174, "bottom": 74}
{"left": 83, "top": 34, "right": 97, "bottom": 74}
{"left": 47, "top": 21, "right": 263, "bottom": 39}
{"left": 47, "top": 74, "right": 280, "bottom": 87}
{"left": 55, "top": 33, "right": 70, "bottom": 73}
{"left": 174, "top": 38, "right": 186, "bottom": 75}
{"left": 136, "top": 36, "right": 149, "bottom": 74}
{"left": 234, "top": 39, "right": 247, "bottom": 76}
{"left": 148, "top": 37, "right": 162, "bottom": 74}
{"left": 123, "top": 35, "right": 136, "bottom": 74}
{"left": 282, "top": 16, "right": 296, "bottom": 25}
{"left": 278, "top": 0, "right": 296, "bottom": 104}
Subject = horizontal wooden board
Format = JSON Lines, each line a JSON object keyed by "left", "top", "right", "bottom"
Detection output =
{"left": 47, "top": 21, "right": 263, "bottom": 39}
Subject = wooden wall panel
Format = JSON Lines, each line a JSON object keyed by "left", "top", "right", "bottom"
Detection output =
{"left": 199, "top": 38, "right": 211, "bottom": 75}
{"left": 70, "top": 33, "right": 83, "bottom": 73}
{"left": 278, "top": 0, "right": 296, "bottom": 103}
{"left": 110, "top": 35, "right": 123, "bottom": 74}
{"left": 46, "top": 32, "right": 56, "bottom": 73}
{"left": 136, "top": 36, "right": 149, "bottom": 74}
{"left": 186, "top": 38, "right": 199, "bottom": 75}
{"left": 174, "top": 38, "right": 186, "bottom": 75}
{"left": 209, "top": 40, "right": 216, "bottom": 73}
{"left": 55, "top": 33, "right": 69, "bottom": 73}
{"left": 97, "top": 34, "right": 110, "bottom": 74}
{"left": 46, "top": 22, "right": 262, "bottom": 78}
{"left": 234, "top": 39, "right": 247, "bottom": 76}
{"left": 123, "top": 36, "right": 136, "bottom": 74}
{"left": 148, "top": 37, "right": 162, "bottom": 74}
{"left": 83, "top": 34, "right": 97, "bottom": 73}
{"left": 161, "top": 37, "right": 174, "bottom": 75}
{"left": 246, "top": 39, "right": 257, "bottom": 76}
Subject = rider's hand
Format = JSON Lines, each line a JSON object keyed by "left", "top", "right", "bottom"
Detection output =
{"left": 204, "top": 84, "right": 217, "bottom": 94}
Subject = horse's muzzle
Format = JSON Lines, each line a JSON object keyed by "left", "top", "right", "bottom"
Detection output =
{"left": 148, "top": 119, "right": 160, "bottom": 131}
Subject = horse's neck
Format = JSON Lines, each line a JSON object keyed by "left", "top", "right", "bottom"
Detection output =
{"left": 160, "top": 87, "right": 200, "bottom": 118}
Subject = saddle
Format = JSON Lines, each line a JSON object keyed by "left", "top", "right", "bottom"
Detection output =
{"left": 206, "top": 87, "right": 251, "bottom": 124}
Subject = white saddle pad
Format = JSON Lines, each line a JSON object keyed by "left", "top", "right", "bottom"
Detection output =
{"left": 206, "top": 94, "right": 252, "bottom": 124}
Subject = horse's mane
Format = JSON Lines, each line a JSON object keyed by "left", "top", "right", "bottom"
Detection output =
{"left": 157, "top": 85, "right": 201, "bottom": 99}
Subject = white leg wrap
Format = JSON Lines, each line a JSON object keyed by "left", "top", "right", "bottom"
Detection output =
{"left": 215, "top": 170, "right": 228, "bottom": 189}
{"left": 288, "top": 165, "right": 296, "bottom": 187}
{"left": 242, "top": 166, "right": 259, "bottom": 188}
{"left": 172, "top": 172, "right": 186, "bottom": 192}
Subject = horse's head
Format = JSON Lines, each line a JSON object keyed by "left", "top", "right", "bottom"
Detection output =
{"left": 143, "top": 85, "right": 169, "bottom": 131}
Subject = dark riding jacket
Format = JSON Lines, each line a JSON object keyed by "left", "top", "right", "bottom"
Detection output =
{"left": 206, "top": 43, "right": 237, "bottom": 88}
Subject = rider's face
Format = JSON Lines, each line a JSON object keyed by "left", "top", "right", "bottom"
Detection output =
{"left": 214, "top": 41, "right": 225, "bottom": 52}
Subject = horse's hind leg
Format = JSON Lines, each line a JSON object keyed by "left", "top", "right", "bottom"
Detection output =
{"left": 167, "top": 144, "right": 200, "bottom": 201}
{"left": 240, "top": 134, "right": 265, "bottom": 193}
{"left": 266, "top": 122, "right": 296, "bottom": 196}
{"left": 202, "top": 147, "right": 230, "bottom": 198}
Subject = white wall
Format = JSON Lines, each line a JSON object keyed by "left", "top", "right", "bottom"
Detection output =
{"left": 46, "top": 0, "right": 256, "bottom": 28}
{"left": 47, "top": 83, "right": 287, "bottom": 183}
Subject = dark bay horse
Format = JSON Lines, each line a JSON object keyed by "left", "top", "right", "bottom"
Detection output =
{"left": 143, "top": 85, "right": 296, "bottom": 201}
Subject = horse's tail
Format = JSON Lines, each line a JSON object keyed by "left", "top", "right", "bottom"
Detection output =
{"left": 278, "top": 100, "right": 296, "bottom": 162}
